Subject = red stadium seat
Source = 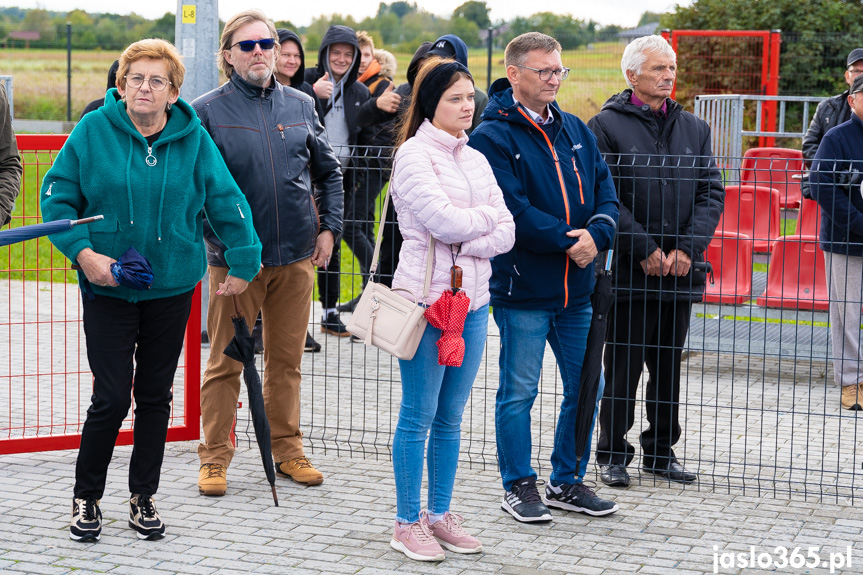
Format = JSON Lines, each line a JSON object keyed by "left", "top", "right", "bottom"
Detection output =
{"left": 715, "top": 185, "right": 781, "bottom": 253}
{"left": 703, "top": 232, "right": 754, "bottom": 305}
{"left": 756, "top": 235, "right": 829, "bottom": 311}
{"left": 741, "top": 147, "right": 805, "bottom": 208}
{"left": 790, "top": 197, "right": 822, "bottom": 238}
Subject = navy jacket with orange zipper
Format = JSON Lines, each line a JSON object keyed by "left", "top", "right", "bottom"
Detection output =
{"left": 468, "top": 78, "right": 619, "bottom": 310}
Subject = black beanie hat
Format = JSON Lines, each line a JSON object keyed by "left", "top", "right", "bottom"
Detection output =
{"left": 417, "top": 61, "right": 472, "bottom": 122}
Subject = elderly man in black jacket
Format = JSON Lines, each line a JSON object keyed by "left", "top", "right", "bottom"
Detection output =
{"left": 587, "top": 35, "right": 724, "bottom": 488}
{"left": 194, "top": 9, "right": 343, "bottom": 495}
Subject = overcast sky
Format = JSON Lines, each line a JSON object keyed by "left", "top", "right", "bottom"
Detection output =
{"left": 2, "top": 0, "right": 688, "bottom": 28}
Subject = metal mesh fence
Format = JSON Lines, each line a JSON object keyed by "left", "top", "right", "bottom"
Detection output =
{"left": 234, "top": 145, "right": 863, "bottom": 503}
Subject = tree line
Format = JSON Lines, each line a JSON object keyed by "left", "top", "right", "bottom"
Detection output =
{"left": 0, "top": 2, "right": 638, "bottom": 53}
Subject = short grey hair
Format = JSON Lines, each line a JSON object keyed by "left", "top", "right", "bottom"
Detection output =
{"left": 620, "top": 35, "right": 676, "bottom": 88}
{"left": 218, "top": 9, "right": 279, "bottom": 80}
{"left": 505, "top": 32, "right": 561, "bottom": 68}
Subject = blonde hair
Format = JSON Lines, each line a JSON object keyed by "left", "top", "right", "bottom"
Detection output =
{"left": 374, "top": 49, "right": 397, "bottom": 79}
{"left": 117, "top": 38, "right": 185, "bottom": 94}
{"left": 356, "top": 30, "right": 375, "bottom": 52}
{"left": 218, "top": 10, "right": 279, "bottom": 80}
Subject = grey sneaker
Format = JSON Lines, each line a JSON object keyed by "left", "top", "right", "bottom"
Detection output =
{"left": 545, "top": 481, "right": 619, "bottom": 516}
{"left": 70, "top": 497, "right": 101, "bottom": 542}
{"left": 129, "top": 494, "right": 165, "bottom": 540}
{"left": 501, "top": 477, "right": 552, "bottom": 523}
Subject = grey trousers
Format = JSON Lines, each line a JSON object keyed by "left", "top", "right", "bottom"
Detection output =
{"left": 824, "top": 251, "right": 863, "bottom": 387}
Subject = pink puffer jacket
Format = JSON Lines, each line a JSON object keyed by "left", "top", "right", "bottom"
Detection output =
{"left": 391, "top": 119, "right": 515, "bottom": 310}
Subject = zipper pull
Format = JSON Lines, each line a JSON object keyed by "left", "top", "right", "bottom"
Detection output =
{"left": 278, "top": 124, "right": 285, "bottom": 140}
{"left": 146, "top": 146, "right": 157, "bottom": 167}
{"left": 236, "top": 204, "right": 245, "bottom": 219}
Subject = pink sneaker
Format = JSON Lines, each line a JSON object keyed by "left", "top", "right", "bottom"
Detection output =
{"left": 390, "top": 512, "right": 445, "bottom": 561}
{"left": 428, "top": 512, "right": 483, "bottom": 554}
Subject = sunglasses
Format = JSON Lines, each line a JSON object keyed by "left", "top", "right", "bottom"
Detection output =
{"left": 232, "top": 38, "right": 276, "bottom": 52}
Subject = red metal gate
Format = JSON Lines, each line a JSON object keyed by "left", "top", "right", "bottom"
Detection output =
{"left": 661, "top": 29, "right": 781, "bottom": 147}
{"left": 0, "top": 134, "right": 201, "bottom": 455}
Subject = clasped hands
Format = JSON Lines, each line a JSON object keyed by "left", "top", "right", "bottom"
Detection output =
{"left": 639, "top": 247, "right": 691, "bottom": 277}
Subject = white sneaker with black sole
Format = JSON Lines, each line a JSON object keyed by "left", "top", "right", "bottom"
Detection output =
{"left": 501, "top": 476, "right": 553, "bottom": 522}
{"left": 545, "top": 481, "right": 619, "bottom": 516}
{"left": 70, "top": 497, "right": 102, "bottom": 542}
{"left": 129, "top": 494, "right": 166, "bottom": 540}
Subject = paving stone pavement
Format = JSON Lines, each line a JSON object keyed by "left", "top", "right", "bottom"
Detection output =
{"left": 1, "top": 441, "right": 862, "bottom": 574}
{"left": 3, "top": 289, "right": 863, "bottom": 574}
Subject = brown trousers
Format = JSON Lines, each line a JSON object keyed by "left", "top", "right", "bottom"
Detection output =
{"left": 198, "top": 261, "right": 313, "bottom": 467}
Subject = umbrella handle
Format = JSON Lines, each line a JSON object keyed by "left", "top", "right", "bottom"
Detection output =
{"left": 70, "top": 215, "right": 105, "bottom": 227}
{"left": 231, "top": 294, "right": 245, "bottom": 319}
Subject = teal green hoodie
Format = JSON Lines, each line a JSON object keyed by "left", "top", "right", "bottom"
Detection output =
{"left": 41, "top": 89, "right": 262, "bottom": 302}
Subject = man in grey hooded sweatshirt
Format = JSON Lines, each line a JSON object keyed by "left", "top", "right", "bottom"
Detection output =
{"left": 305, "top": 25, "right": 370, "bottom": 337}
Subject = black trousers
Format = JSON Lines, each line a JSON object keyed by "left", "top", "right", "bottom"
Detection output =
{"left": 74, "top": 290, "right": 194, "bottom": 499}
{"left": 596, "top": 298, "right": 692, "bottom": 468}
{"left": 377, "top": 197, "right": 403, "bottom": 288}
{"left": 341, "top": 167, "right": 385, "bottom": 294}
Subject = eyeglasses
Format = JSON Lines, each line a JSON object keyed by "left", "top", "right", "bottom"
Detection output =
{"left": 515, "top": 65, "right": 570, "bottom": 81}
{"left": 125, "top": 74, "right": 171, "bottom": 92}
{"left": 233, "top": 38, "right": 276, "bottom": 52}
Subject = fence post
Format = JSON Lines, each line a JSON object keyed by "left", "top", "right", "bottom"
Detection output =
{"left": 66, "top": 23, "right": 71, "bottom": 122}
{"left": 486, "top": 26, "right": 493, "bottom": 93}
{"left": 175, "top": 0, "right": 220, "bottom": 103}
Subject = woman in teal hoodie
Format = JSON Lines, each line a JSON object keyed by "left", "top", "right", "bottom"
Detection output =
{"left": 41, "top": 39, "right": 262, "bottom": 543}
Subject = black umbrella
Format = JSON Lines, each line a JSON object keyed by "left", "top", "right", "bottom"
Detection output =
{"left": 0, "top": 215, "right": 104, "bottom": 247}
{"left": 223, "top": 295, "right": 279, "bottom": 506}
{"left": 574, "top": 214, "right": 617, "bottom": 472}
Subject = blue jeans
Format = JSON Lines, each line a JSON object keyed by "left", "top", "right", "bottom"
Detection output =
{"left": 494, "top": 300, "right": 600, "bottom": 491}
{"left": 393, "top": 304, "right": 489, "bottom": 524}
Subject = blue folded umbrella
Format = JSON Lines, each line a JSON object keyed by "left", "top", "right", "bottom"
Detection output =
{"left": 110, "top": 246, "right": 154, "bottom": 290}
{"left": 0, "top": 215, "right": 104, "bottom": 248}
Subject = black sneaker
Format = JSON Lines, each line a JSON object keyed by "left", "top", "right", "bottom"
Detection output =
{"left": 70, "top": 497, "right": 101, "bottom": 542}
{"left": 129, "top": 494, "right": 166, "bottom": 540}
{"left": 545, "top": 481, "right": 619, "bottom": 517}
{"left": 320, "top": 312, "right": 350, "bottom": 337}
{"left": 336, "top": 295, "right": 361, "bottom": 313}
{"left": 501, "top": 477, "right": 552, "bottom": 523}
{"left": 305, "top": 331, "right": 321, "bottom": 352}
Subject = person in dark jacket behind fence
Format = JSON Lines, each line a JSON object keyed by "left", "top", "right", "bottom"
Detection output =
{"left": 0, "top": 82, "right": 20, "bottom": 227}
{"left": 801, "top": 48, "right": 863, "bottom": 198}
{"left": 811, "top": 73, "right": 863, "bottom": 411}
{"left": 193, "top": 10, "right": 343, "bottom": 496}
{"left": 587, "top": 35, "right": 724, "bottom": 489}
{"left": 469, "top": 32, "right": 620, "bottom": 524}
{"left": 335, "top": 31, "right": 401, "bottom": 318}
{"left": 80, "top": 60, "right": 119, "bottom": 119}
{"left": 305, "top": 24, "right": 371, "bottom": 337}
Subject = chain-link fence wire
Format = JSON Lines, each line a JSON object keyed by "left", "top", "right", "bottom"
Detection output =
{"left": 227, "top": 146, "right": 862, "bottom": 502}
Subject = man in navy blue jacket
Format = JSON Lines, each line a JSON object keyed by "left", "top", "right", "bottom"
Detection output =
{"left": 811, "top": 73, "right": 863, "bottom": 411}
{"left": 469, "top": 32, "right": 620, "bottom": 523}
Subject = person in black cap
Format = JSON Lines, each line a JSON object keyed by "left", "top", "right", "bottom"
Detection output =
{"left": 802, "top": 48, "right": 863, "bottom": 188}
{"left": 426, "top": 34, "right": 488, "bottom": 132}
{"left": 811, "top": 72, "right": 863, "bottom": 411}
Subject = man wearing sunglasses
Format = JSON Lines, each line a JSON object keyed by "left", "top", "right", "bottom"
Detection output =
{"left": 192, "top": 9, "right": 343, "bottom": 496}
{"left": 304, "top": 25, "right": 371, "bottom": 338}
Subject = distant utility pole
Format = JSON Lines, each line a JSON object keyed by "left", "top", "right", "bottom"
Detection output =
{"left": 174, "top": 0, "right": 219, "bottom": 102}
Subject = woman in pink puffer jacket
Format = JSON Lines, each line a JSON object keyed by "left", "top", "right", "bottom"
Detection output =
{"left": 387, "top": 57, "right": 515, "bottom": 562}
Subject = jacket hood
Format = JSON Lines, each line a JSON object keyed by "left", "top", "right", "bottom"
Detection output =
{"left": 99, "top": 88, "right": 200, "bottom": 241}
{"left": 406, "top": 41, "right": 433, "bottom": 87}
{"left": 599, "top": 89, "right": 682, "bottom": 118}
{"left": 316, "top": 25, "right": 361, "bottom": 87}
{"left": 427, "top": 34, "right": 469, "bottom": 67}
{"left": 105, "top": 60, "right": 119, "bottom": 91}
{"left": 276, "top": 28, "right": 306, "bottom": 89}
